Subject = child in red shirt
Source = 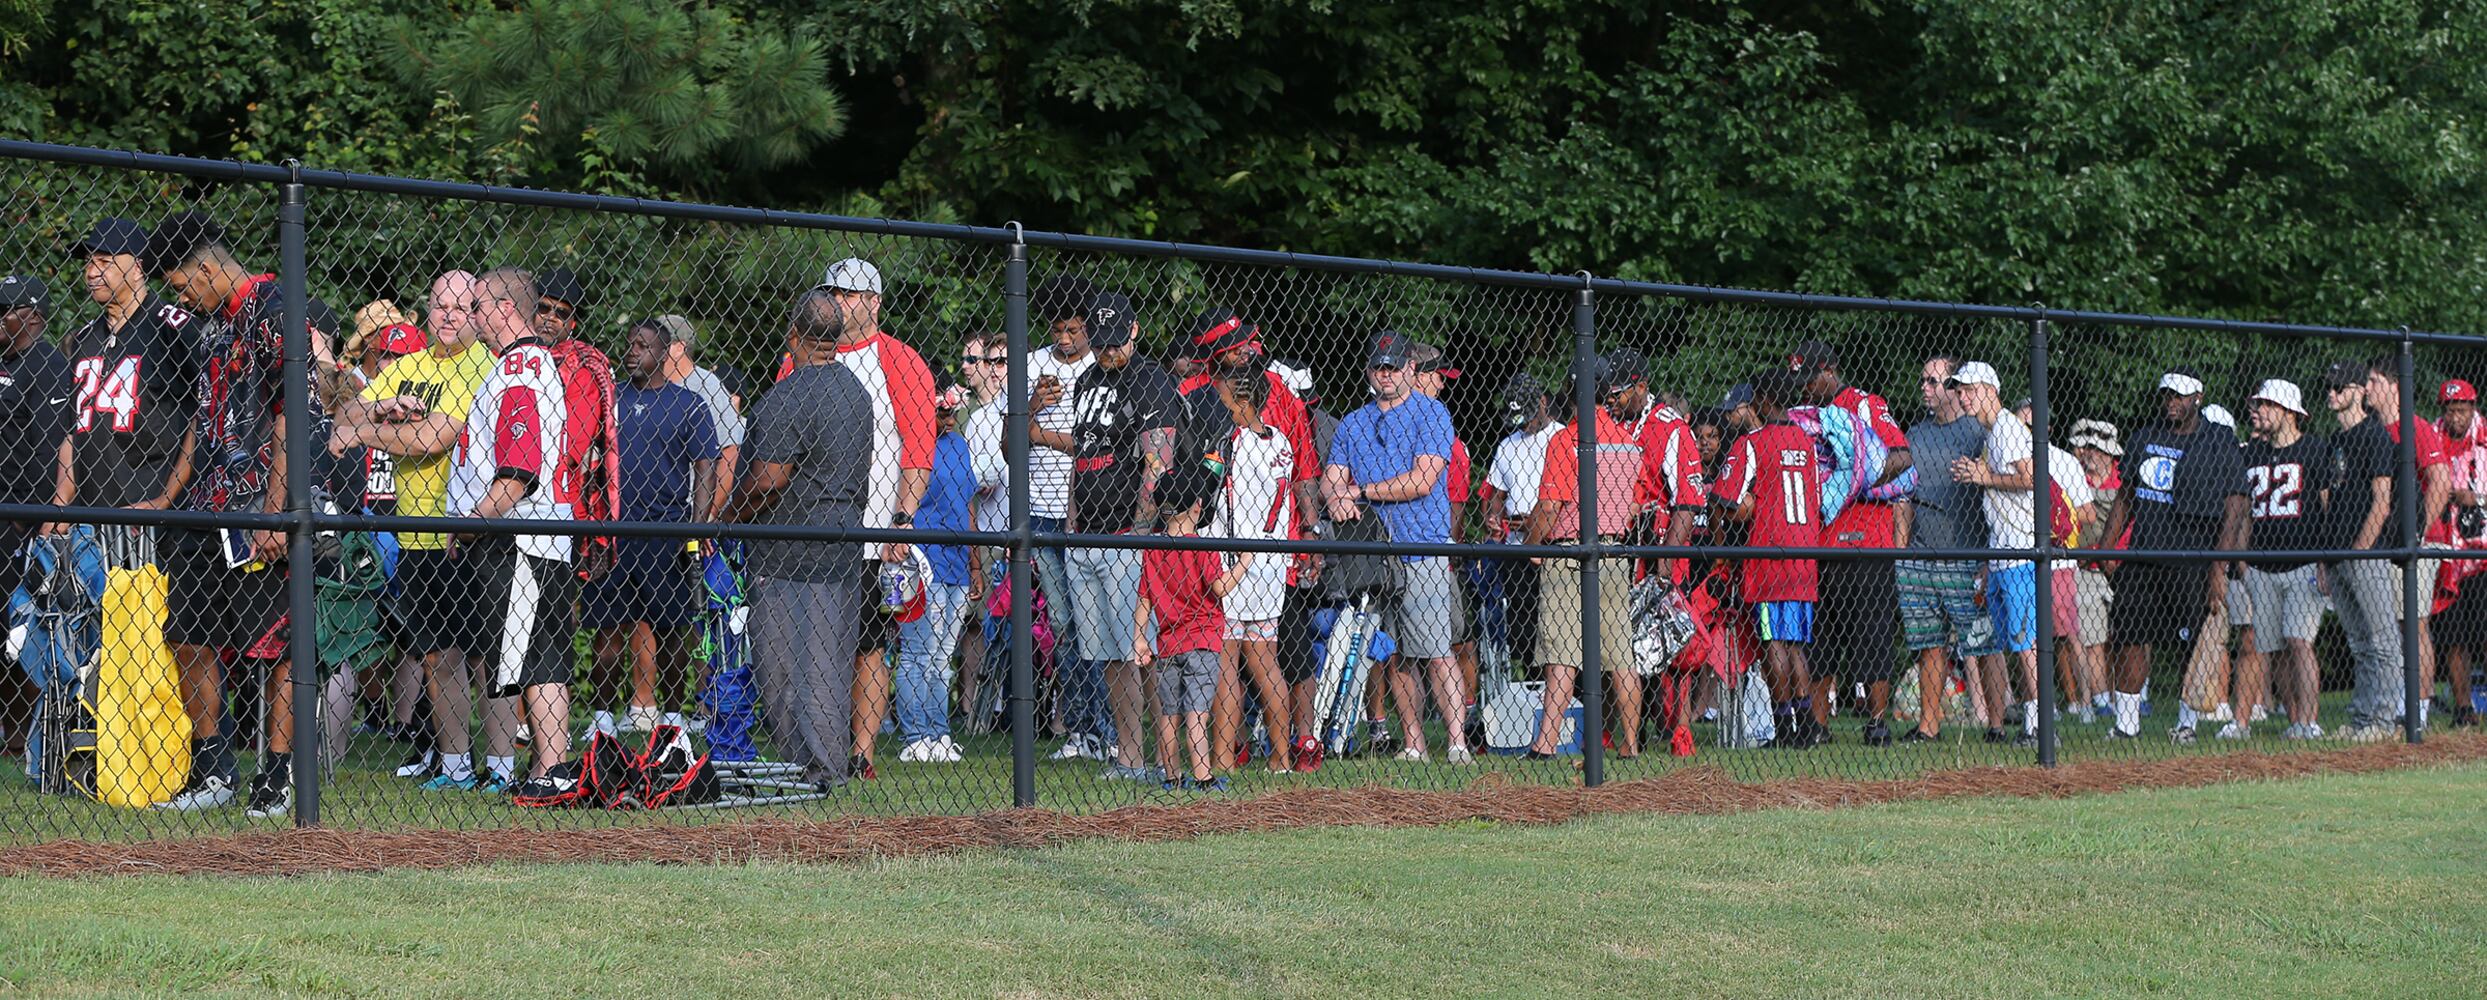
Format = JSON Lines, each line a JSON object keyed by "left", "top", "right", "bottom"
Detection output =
{"left": 1712, "top": 369, "right": 1824, "bottom": 747}
{"left": 1135, "top": 465, "right": 1254, "bottom": 790}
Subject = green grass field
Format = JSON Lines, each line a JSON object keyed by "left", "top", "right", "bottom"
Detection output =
{"left": 0, "top": 697, "right": 2380, "bottom": 845}
{"left": 4, "top": 761, "right": 2481, "bottom": 998}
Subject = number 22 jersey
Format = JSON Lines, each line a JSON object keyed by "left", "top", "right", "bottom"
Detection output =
{"left": 2244, "top": 434, "right": 2332, "bottom": 572}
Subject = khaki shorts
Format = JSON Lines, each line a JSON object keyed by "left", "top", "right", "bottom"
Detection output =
{"left": 1535, "top": 555, "right": 1633, "bottom": 670}
{"left": 2075, "top": 568, "right": 2113, "bottom": 648}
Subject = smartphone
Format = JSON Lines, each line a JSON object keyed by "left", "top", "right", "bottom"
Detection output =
{"left": 220, "top": 528, "right": 269, "bottom": 572}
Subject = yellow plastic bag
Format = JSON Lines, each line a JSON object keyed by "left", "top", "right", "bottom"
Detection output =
{"left": 90, "top": 564, "right": 191, "bottom": 807}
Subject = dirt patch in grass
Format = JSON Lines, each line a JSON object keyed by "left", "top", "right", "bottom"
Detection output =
{"left": 9, "top": 732, "right": 2482, "bottom": 878}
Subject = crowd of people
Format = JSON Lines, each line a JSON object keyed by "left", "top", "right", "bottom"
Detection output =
{"left": 3, "top": 211, "right": 2482, "bottom": 813}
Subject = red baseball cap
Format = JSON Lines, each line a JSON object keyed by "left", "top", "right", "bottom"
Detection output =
{"left": 2442, "top": 379, "right": 2477, "bottom": 404}
{"left": 370, "top": 322, "right": 427, "bottom": 357}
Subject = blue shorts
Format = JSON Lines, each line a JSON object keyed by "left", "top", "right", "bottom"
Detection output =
{"left": 1756, "top": 601, "right": 1815, "bottom": 644}
{"left": 581, "top": 537, "right": 701, "bottom": 631}
{"left": 1985, "top": 562, "right": 2038, "bottom": 654}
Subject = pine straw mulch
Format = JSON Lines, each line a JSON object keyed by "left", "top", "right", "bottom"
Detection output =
{"left": 8, "top": 731, "right": 2483, "bottom": 878}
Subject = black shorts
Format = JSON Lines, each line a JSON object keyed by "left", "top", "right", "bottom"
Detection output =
{"left": 1276, "top": 585, "right": 1318, "bottom": 684}
{"left": 855, "top": 561, "right": 895, "bottom": 657}
{"left": 467, "top": 535, "right": 580, "bottom": 697}
{"left": 1498, "top": 556, "right": 1542, "bottom": 671}
{"left": 1815, "top": 558, "right": 1899, "bottom": 684}
{"left": 162, "top": 527, "right": 286, "bottom": 650}
{"left": 581, "top": 538, "right": 701, "bottom": 631}
{"left": 2107, "top": 561, "right": 2210, "bottom": 650}
{"left": 389, "top": 546, "right": 492, "bottom": 656}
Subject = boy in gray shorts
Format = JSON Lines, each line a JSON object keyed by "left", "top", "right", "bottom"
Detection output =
{"left": 1135, "top": 465, "right": 1253, "bottom": 790}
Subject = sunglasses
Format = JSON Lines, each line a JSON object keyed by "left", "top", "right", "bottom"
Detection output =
{"left": 536, "top": 302, "right": 575, "bottom": 322}
{"left": 961, "top": 354, "right": 1008, "bottom": 365}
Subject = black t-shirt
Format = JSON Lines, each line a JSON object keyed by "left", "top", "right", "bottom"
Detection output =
{"left": 2328, "top": 418, "right": 2396, "bottom": 549}
{"left": 2121, "top": 421, "right": 2248, "bottom": 558}
{"left": 64, "top": 296, "right": 203, "bottom": 507}
{"left": 2243, "top": 433, "right": 2332, "bottom": 571}
{"left": 0, "top": 338, "right": 76, "bottom": 507}
{"left": 1069, "top": 357, "right": 1180, "bottom": 533}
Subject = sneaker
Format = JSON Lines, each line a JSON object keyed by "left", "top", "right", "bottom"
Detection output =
{"left": 929, "top": 737, "right": 965, "bottom": 763}
{"left": 394, "top": 749, "right": 435, "bottom": 779}
{"left": 156, "top": 773, "right": 236, "bottom": 812}
{"left": 2250, "top": 704, "right": 2271, "bottom": 723}
{"left": 1048, "top": 738, "right": 1089, "bottom": 761}
{"left": 510, "top": 771, "right": 580, "bottom": 807}
{"left": 2104, "top": 727, "right": 2139, "bottom": 741}
{"left": 2298, "top": 721, "right": 2326, "bottom": 740}
{"left": 244, "top": 767, "right": 291, "bottom": 818}
{"left": 2139, "top": 696, "right": 2153, "bottom": 717}
{"left": 589, "top": 711, "right": 619, "bottom": 740}
{"left": 2013, "top": 731, "right": 2039, "bottom": 749}
{"left": 619, "top": 706, "right": 659, "bottom": 732}
{"left": 477, "top": 772, "right": 511, "bottom": 795}
{"left": 1101, "top": 764, "right": 1156, "bottom": 782}
{"left": 850, "top": 753, "right": 878, "bottom": 780}
{"left": 1187, "top": 776, "right": 1229, "bottom": 792}
{"left": 1801, "top": 718, "right": 1832, "bottom": 748}
{"left": 1982, "top": 727, "right": 2007, "bottom": 744}
{"left": 2216, "top": 721, "right": 2250, "bottom": 741}
{"left": 1862, "top": 720, "right": 1893, "bottom": 747}
{"left": 2210, "top": 702, "right": 2235, "bottom": 723}
{"left": 1364, "top": 724, "right": 1398, "bottom": 758}
{"left": 1394, "top": 747, "right": 1427, "bottom": 762}
{"left": 898, "top": 739, "right": 933, "bottom": 764}
{"left": 1898, "top": 727, "right": 1938, "bottom": 744}
{"left": 1160, "top": 778, "right": 1182, "bottom": 791}
{"left": 2170, "top": 725, "right": 2197, "bottom": 745}
{"left": 1292, "top": 735, "right": 1325, "bottom": 774}
{"left": 2454, "top": 706, "right": 2480, "bottom": 730}
{"left": 1446, "top": 745, "right": 1474, "bottom": 765}
{"left": 2065, "top": 704, "right": 2094, "bottom": 725}
{"left": 660, "top": 711, "right": 690, "bottom": 733}
{"left": 421, "top": 772, "right": 479, "bottom": 791}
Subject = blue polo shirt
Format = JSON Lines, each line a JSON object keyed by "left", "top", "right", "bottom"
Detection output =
{"left": 1329, "top": 393, "right": 1454, "bottom": 552}
{"left": 616, "top": 381, "right": 720, "bottom": 522}
{"left": 917, "top": 432, "right": 976, "bottom": 586}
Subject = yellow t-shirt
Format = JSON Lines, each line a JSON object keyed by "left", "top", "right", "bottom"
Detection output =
{"left": 362, "top": 341, "right": 495, "bottom": 549}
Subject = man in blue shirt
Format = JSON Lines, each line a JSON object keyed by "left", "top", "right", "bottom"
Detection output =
{"left": 584, "top": 320, "right": 720, "bottom": 731}
{"left": 1323, "top": 330, "right": 1473, "bottom": 764}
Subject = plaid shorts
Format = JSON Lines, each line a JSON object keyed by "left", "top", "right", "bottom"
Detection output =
{"left": 1896, "top": 560, "right": 1997, "bottom": 657}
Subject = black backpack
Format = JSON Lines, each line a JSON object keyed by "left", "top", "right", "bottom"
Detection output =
{"left": 1322, "top": 505, "right": 1404, "bottom": 602}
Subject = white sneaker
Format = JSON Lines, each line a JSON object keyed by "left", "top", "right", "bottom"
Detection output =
{"left": 155, "top": 774, "right": 236, "bottom": 811}
{"left": 1049, "top": 739, "right": 1088, "bottom": 761}
{"left": 1395, "top": 747, "right": 1426, "bottom": 762}
{"left": 2249, "top": 704, "right": 2271, "bottom": 723}
{"left": 930, "top": 737, "right": 965, "bottom": 763}
{"left": 2300, "top": 721, "right": 2325, "bottom": 739}
{"left": 660, "top": 711, "right": 689, "bottom": 733}
{"left": 898, "top": 739, "right": 932, "bottom": 763}
{"left": 2216, "top": 721, "right": 2249, "bottom": 741}
{"left": 621, "top": 706, "right": 660, "bottom": 732}
{"left": 394, "top": 750, "right": 435, "bottom": 778}
{"left": 1446, "top": 746, "right": 1474, "bottom": 765}
{"left": 2211, "top": 702, "right": 2235, "bottom": 723}
{"left": 589, "top": 711, "right": 619, "bottom": 740}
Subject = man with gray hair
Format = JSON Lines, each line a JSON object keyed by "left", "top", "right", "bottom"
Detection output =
{"left": 656, "top": 313, "right": 745, "bottom": 518}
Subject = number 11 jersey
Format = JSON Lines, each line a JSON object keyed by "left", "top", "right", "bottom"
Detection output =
{"left": 1713, "top": 420, "right": 1821, "bottom": 604}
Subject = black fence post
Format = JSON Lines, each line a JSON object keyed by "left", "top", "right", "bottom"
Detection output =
{"left": 1005, "top": 228, "right": 1038, "bottom": 806}
{"left": 1573, "top": 278, "right": 1603, "bottom": 787}
{"left": 279, "top": 169, "right": 321, "bottom": 826}
{"left": 2398, "top": 334, "right": 2424, "bottom": 744}
{"left": 2030, "top": 314, "right": 2057, "bottom": 767}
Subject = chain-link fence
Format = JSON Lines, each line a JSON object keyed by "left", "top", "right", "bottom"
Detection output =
{"left": 0, "top": 138, "right": 2479, "bottom": 845}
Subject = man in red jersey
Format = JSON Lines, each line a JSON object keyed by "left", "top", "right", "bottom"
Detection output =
{"left": 1712, "top": 369, "right": 1824, "bottom": 749}
{"left": 1792, "top": 340, "right": 1911, "bottom": 745}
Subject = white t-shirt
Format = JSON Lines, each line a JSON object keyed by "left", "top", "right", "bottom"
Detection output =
{"left": 1983, "top": 412, "right": 2095, "bottom": 570}
{"left": 963, "top": 400, "right": 1009, "bottom": 534}
{"left": 999, "top": 348, "right": 1094, "bottom": 519}
{"left": 2047, "top": 445, "right": 2094, "bottom": 571}
{"left": 449, "top": 340, "right": 573, "bottom": 562}
{"left": 1485, "top": 423, "right": 1562, "bottom": 520}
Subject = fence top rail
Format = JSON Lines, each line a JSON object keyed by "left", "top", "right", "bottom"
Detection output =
{"left": 5, "top": 137, "right": 2478, "bottom": 345}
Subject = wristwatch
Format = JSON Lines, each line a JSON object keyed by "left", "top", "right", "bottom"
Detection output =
{"left": 890, "top": 512, "right": 914, "bottom": 526}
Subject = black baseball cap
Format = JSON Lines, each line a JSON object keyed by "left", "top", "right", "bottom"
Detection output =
{"left": 74, "top": 218, "right": 149, "bottom": 259}
{"left": 1184, "top": 305, "right": 1257, "bottom": 363}
{"left": 1369, "top": 329, "right": 1414, "bottom": 369}
{"left": 1721, "top": 382, "right": 1755, "bottom": 410}
{"left": 1501, "top": 371, "right": 1547, "bottom": 402}
{"left": 1791, "top": 339, "right": 1838, "bottom": 374}
{"left": 1084, "top": 292, "right": 1136, "bottom": 348}
{"left": 2322, "top": 359, "right": 2368, "bottom": 390}
{"left": 307, "top": 298, "right": 340, "bottom": 338}
{"left": 1598, "top": 348, "right": 1649, "bottom": 395}
{"left": 538, "top": 267, "right": 587, "bottom": 313}
{"left": 0, "top": 275, "right": 49, "bottom": 316}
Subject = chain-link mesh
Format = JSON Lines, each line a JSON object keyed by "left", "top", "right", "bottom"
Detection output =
{"left": 0, "top": 145, "right": 2478, "bottom": 845}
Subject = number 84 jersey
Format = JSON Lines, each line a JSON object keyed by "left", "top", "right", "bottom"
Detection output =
{"left": 450, "top": 337, "right": 572, "bottom": 561}
{"left": 65, "top": 296, "right": 203, "bottom": 507}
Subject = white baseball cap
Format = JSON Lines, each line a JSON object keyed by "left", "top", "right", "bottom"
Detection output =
{"left": 2250, "top": 378, "right": 2306, "bottom": 416}
{"left": 2203, "top": 403, "right": 2236, "bottom": 430}
{"left": 2158, "top": 371, "right": 2205, "bottom": 396}
{"left": 817, "top": 257, "right": 883, "bottom": 294}
{"left": 1945, "top": 361, "right": 2001, "bottom": 389}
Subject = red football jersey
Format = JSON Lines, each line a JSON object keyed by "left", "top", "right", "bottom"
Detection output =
{"left": 1825, "top": 384, "right": 1905, "bottom": 548}
{"left": 1713, "top": 421, "right": 1821, "bottom": 603}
